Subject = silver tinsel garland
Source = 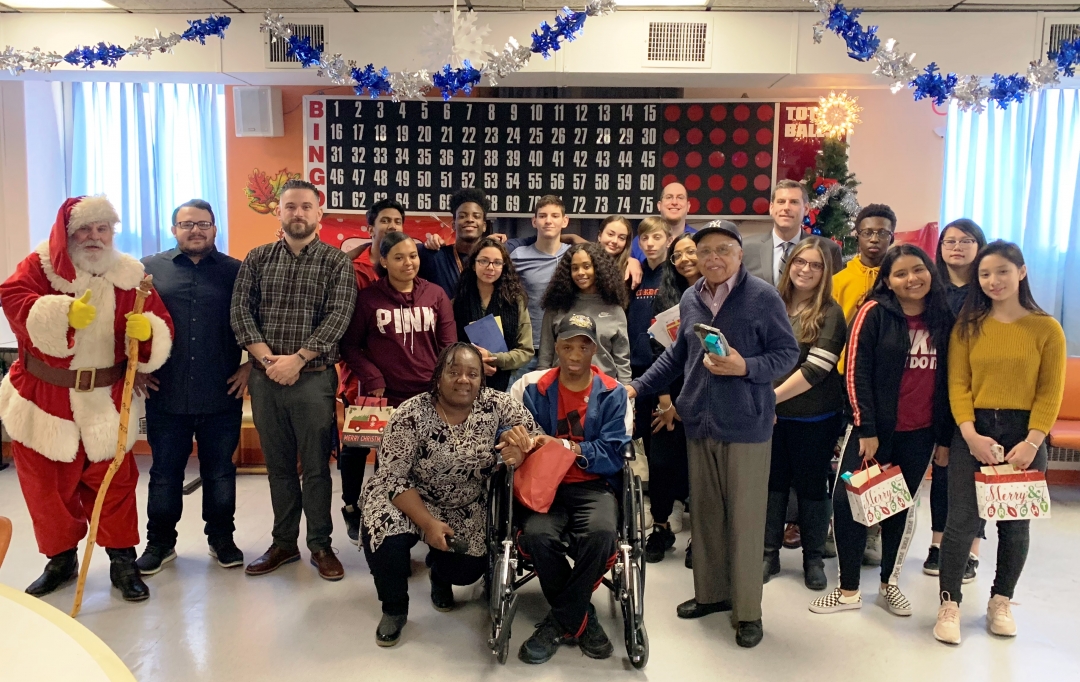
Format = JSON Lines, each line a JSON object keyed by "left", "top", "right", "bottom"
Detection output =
{"left": 259, "top": 11, "right": 293, "bottom": 43}
{"left": 950, "top": 75, "right": 990, "bottom": 113}
{"left": 388, "top": 70, "right": 432, "bottom": 101}
{"left": 0, "top": 45, "right": 64, "bottom": 75}
{"left": 318, "top": 54, "right": 357, "bottom": 86}
{"left": 483, "top": 37, "right": 532, "bottom": 85}
{"left": 872, "top": 39, "right": 919, "bottom": 94}
{"left": 126, "top": 30, "right": 182, "bottom": 59}
{"left": 585, "top": 0, "right": 618, "bottom": 16}
{"left": 810, "top": 182, "right": 861, "bottom": 225}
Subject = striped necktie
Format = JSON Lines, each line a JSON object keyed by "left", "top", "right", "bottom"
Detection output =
{"left": 778, "top": 241, "right": 794, "bottom": 283}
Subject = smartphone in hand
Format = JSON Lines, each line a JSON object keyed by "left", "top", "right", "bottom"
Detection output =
{"left": 693, "top": 323, "right": 730, "bottom": 357}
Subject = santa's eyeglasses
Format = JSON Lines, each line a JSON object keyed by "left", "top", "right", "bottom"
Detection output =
{"left": 176, "top": 221, "right": 214, "bottom": 231}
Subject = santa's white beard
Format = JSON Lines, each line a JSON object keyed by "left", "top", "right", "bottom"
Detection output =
{"left": 69, "top": 239, "right": 119, "bottom": 275}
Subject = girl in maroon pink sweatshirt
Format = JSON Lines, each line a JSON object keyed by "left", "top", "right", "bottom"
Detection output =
{"left": 340, "top": 231, "right": 457, "bottom": 406}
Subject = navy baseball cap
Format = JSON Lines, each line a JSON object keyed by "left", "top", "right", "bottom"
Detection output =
{"left": 556, "top": 313, "right": 599, "bottom": 345}
{"left": 693, "top": 220, "right": 742, "bottom": 246}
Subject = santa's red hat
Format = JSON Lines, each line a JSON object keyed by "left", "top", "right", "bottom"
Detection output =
{"left": 47, "top": 195, "right": 120, "bottom": 283}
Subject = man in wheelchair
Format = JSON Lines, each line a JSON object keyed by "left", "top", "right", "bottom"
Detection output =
{"left": 504, "top": 314, "right": 633, "bottom": 664}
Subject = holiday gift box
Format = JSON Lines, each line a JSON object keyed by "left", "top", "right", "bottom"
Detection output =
{"left": 975, "top": 464, "right": 1052, "bottom": 521}
{"left": 842, "top": 460, "right": 914, "bottom": 527}
{"left": 342, "top": 397, "right": 394, "bottom": 448}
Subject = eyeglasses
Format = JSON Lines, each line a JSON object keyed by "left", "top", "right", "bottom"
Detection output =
{"left": 942, "top": 238, "right": 978, "bottom": 248}
{"left": 697, "top": 245, "right": 739, "bottom": 260}
{"left": 857, "top": 228, "right": 892, "bottom": 240}
{"left": 475, "top": 258, "right": 504, "bottom": 269}
{"left": 670, "top": 249, "right": 697, "bottom": 264}
{"left": 790, "top": 256, "right": 824, "bottom": 272}
{"left": 176, "top": 221, "right": 214, "bottom": 231}
{"left": 661, "top": 194, "right": 688, "bottom": 203}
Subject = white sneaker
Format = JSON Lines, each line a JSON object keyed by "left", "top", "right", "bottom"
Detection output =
{"left": 668, "top": 501, "right": 684, "bottom": 534}
{"left": 879, "top": 584, "right": 913, "bottom": 617}
{"left": 934, "top": 597, "right": 962, "bottom": 645}
{"left": 987, "top": 595, "right": 1017, "bottom": 637}
{"left": 809, "top": 588, "right": 862, "bottom": 614}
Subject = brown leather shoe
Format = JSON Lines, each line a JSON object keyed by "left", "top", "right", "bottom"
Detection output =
{"left": 783, "top": 523, "right": 802, "bottom": 550}
{"left": 245, "top": 545, "right": 301, "bottom": 576}
{"left": 310, "top": 548, "right": 344, "bottom": 581}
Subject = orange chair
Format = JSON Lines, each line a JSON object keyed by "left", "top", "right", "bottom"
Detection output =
{"left": 1049, "top": 357, "right": 1080, "bottom": 450}
{"left": 0, "top": 516, "right": 11, "bottom": 569}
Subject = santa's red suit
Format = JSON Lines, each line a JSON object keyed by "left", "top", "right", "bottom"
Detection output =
{"left": 0, "top": 196, "right": 174, "bottom": 558}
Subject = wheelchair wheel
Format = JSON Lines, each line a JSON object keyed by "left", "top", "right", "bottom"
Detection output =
{"left": 621, "top": 559, "right": 649, "bottom": 670}
{"left": 489, "top": 589, "right": 518, "bottom": 664}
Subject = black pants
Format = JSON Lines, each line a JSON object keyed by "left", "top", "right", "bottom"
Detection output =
{"left": 518, "top": 480, "right": 618, "bottom": 637}
{"left": 939, "top": 410, "right": 1047, "bottom": 604}
{"left": 769, "top": 415, "right": 842, "bottom": 500}
{"left": 833, "top": 427, "right": 934, "bottom": 591}
{"left": 249, "top": 369, "right": 337, "bottom": 553}
{"left": 339, "top": 446, "right": 369, "bottom": 507}
{"left": 362, "top": 529, "right": 487, "bottom": 616}
{"left": 145, "top": 405, "right": 240, "bottom": 549}
{"left": 930, "top": 463, "right": 987, "bottom": 538}
{"left": 632, "top": 365, "right": 689, "bottom": 525}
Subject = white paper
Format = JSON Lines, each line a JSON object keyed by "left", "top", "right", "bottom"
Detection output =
{"left": 647, "top": 304, "right": 681, "bottom": 349}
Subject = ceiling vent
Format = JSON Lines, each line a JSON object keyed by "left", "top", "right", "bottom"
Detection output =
{"left": 1042, "top": 18, "right": 1080, "bottom": 61}
{"left": 265, "top": 23, "right": 327, "bottom": 69}
{"left": 644, "top": 20, "right": 711, "bottom": 68}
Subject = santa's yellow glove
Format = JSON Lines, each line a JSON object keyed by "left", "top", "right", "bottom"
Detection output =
{"left": 125, "top": 313, "right": 152, "bottom": 342}
{"left": 67, "top": 290, "right": 96, "bottom": 329}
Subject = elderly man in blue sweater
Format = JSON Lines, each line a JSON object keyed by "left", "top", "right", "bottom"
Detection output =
{"left": 627, "top": 221, "right": 799, "bottom": 648}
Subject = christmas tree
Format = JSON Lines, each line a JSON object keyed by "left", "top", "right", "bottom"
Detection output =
{"left": 803, "top": 136, "right": 861, "bottom": 256}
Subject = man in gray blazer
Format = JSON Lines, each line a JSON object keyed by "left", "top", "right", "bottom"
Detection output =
{"left": 743, "top": 179, "right": 843, "bottom": 287}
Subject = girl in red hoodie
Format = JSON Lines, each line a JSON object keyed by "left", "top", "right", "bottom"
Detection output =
{"left": 341, "top": 231, "right": 457, "bottom": 407}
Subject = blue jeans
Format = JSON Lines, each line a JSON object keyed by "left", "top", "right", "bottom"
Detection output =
{"left": 145, "top": 405, "right": 241, "bottom": 549}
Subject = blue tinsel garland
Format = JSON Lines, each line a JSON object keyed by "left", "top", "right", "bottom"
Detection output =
{"left": 351, "top": 64, "right": 393, "bottom": 99}
{"left": 432, "top": 61, "right": 483, "bottom": 100}
{"left": 61, "top": 14, "right": 231, "bottom": 70}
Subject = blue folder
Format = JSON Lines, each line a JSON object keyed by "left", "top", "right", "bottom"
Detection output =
{"left": 464, "top": 314, "right": 509, "bottom": 354}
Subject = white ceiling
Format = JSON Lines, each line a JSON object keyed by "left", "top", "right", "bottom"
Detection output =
{"left": 1, "top": 0, "right": 1078, "bottom": 12}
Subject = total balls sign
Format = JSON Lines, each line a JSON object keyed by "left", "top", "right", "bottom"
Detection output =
{"left": 305, "top": 97, "right": 831, "bottom": 219}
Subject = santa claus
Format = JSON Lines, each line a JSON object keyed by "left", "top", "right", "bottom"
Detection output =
{"left": 0, "top": 195, "right": 173, "bottom": 601}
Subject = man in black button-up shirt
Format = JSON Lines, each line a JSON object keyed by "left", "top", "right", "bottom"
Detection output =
{"left": 137, "top": 199, "right": 249, "bottom": 575}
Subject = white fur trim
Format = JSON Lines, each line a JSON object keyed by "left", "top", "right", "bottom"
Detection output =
{"left": 37, "top": 241, "right": 145, "bottom": 294}
{"left": 137, "top": 312, "right": 172, "bottom": 373}
{"left": 67, "top": 195, "right": 120, "bottom": 234}
{"left": 25, "top": 295, "right": 76, "bottom": 358}
{"left": 0, "top": 376, "right": 81, "bottom": 463}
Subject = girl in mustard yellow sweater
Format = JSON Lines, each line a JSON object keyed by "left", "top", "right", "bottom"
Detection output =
{"left": 934, "top": 241, "right": 1066, "bottom": 645}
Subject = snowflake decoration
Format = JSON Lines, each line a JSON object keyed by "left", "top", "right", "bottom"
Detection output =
{"left": 422, "top": 3, "right": 492, "bottom": 71}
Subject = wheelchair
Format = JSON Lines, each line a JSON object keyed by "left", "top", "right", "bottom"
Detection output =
{"left": 485, "top": 443, "right": 649, "bottom": 669}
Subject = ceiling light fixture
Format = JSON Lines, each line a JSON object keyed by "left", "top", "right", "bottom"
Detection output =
{"left": 2, "top": 0, "right": 115, "bottom": 9}
{"left": 614, "top": 0, "right": 709, "bottom": 7}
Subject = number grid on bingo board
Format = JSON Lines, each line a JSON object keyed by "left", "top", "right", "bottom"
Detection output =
{"left": 306, "top": 98, "right": 781, "bottom": 219}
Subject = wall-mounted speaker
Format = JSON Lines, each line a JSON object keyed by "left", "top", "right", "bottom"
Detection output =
{"left": 233, "top": 86, "right": 283, "bottom": 138}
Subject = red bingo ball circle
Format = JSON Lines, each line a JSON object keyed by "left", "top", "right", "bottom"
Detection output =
{"left": 707, "top": 198, "right": 723, "bottom": 214}
{"left": 730, "top": 174, "right": 748, "bottom": 191}
{"left": 708, "top": 175, "right": 725, "bottom": 191}
{"left": 754, "top": 174, "right": 771, "bottom": 191}
{"left": 756, "top": 128, "right": 773, "bottom": 145}
{"left": 757, "top": 105, "right": 774, "bottom": 122}
{"left": 686, "top": 151, "right": 702, "bottom": 168}
{"left": 664, "top": 129, "right": 680, "bottom": 145}
{"left": 688, "top": 198, "right": 701, "bottom": 213}
{"left": 755, "top": 151, "right": 772, "bottom": 168}
{"left": 684, "top": 174, "right": 702, "bottom": 191}
{"left": 733, "top": 128, "right": 750, "bottom": 145}
{"left": 665, "top": 105, "right": 682, "bottom": 122}
{"left": 687, "top": 105, "right": 704, "bottom": 122}
{"left": 663, "top": 151, "right": 680, "bottom": 168}
{"left": 734, "top": 105, "right": 751, "bottom": 122}
{"left": 709, "top": 151, "right": 726, "bottom": 168}
{"left": 753, "top": 198, "right": 770, "bottom": 214}
{"left": 710, "top": 105, "right": 728, "bottom": 122}
{"left": 730, "top": 197, "right": 747, "bottom": 214}
{"left": 687, "top": 128, "right": 704, "bottom": 145}
{"left": 732, "top": 151, "right": 748, "bottom": 168}
{"left": 709, "top": 128, "right": 727, "bottom": 145}
{"left": 662, "top": 174, "right": 679, "bottom": 187}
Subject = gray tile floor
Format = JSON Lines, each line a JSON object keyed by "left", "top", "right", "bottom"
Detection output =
{"left": 1, "top": 457, "right": 1078, "bottom": 682}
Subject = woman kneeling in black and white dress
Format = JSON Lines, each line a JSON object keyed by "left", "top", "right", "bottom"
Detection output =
{"left": 361, "top": 342, "right": 542, "bottom": 647}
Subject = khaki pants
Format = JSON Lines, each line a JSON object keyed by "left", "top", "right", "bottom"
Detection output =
{"left": 687, "top": 438, "right": 772, "bottom": 623}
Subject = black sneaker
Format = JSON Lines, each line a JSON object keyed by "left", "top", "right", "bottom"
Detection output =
{"left": 519, "top": 612, "right": 573, "bottom": 664}
{"left": 963, "top": 555, "right": 979, "bottom": 584}
{"left": 341, "top": 505, "right": 361, "bottom": 546}
{"left": 762, "top": 552, "right": 781, "bottom": 583}
{"left": 136, "top": 545, "right": 177, "bottom": 576}
{"left": 430, "top": 573, "right": 455, "bottom": 612}
{"left": 578, "top": 605, "right": 614, "bottom": 659}
{"left": 376, "top": 613, "right": 407, "bottom": 647}
{"left": 923, "top": 545, "right": 941, "bottom": 576}
{"left": 684, "top": 537, "right": 693, "bottom": 569}
{"left": 209, "top": 540, "right": 244, "bottom": 569}
{"left": 645, "top": 524, "right": 676, "bottom": 563}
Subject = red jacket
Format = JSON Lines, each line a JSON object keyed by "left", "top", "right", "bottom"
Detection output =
{"left": 339, "top": 276, "right": 456, "bottom": 406}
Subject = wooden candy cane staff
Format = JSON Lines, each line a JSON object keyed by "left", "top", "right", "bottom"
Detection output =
{"left": 71, "top": 275, "right": 154, "bottom": 618}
